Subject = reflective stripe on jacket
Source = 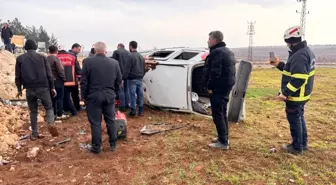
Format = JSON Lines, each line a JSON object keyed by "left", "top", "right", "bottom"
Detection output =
{"left": 277, "top": 41, "right": 315, "bottom": 103}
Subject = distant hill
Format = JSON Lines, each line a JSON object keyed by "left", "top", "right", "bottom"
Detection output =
{"left": 79, "top": 44, "right": 336, "bottom": 65}
{"left": 231, "top": 45, "right": 336, "bottom": 64}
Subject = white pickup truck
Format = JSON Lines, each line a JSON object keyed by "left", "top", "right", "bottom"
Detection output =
{"left": 140, "top": 47, "right": 246, "bottom": 122}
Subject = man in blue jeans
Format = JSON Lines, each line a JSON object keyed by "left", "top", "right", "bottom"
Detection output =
{"left": 270, "top": 26, "right": 315, "bottom": 155}
{"left": 1, "top": 23, "right": 13, "bottom": 53}
{"left": 125, "top": 41, "right": 146, "bottom": 117}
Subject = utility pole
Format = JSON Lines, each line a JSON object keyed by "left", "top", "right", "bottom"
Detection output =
{"left": 296, "top": 0, "right": 309, "bottom": 39}
{"left": 247, "top": 21, "right": 256, "bottom": 62}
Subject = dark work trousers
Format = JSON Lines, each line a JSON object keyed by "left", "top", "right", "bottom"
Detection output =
{"left": 286, "top": 102, "right": 307, "bottom": 150}
{"left": 26, "top": 87, "right": 54, "bottom": 137}
{"left": 86, "top": 94, "right": 117, "bottom": 153}
{"left": 119, "top": 80, "right": 130, "bottom": 108}
{"left": 71, "top": 84, "right": 81, "bottom": 111}
{"left": 52, "top": 79, "right": 65, "bottom": 117}
{"left": 210, "top": 93, "right": 229, "bottom": 145}
{"left": 63, "top": 86, "right": 77, "bottom": 115}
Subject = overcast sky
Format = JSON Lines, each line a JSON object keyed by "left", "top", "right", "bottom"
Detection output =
{"left": 1, "top": 0, "right": 335, "bottom": 50}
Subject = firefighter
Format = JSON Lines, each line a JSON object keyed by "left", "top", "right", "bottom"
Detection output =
{"left": 57, "top": 45, "right": 78, "bottom": 116}
{"left": 270, "top": 26, "right": 316, "bottom": 155}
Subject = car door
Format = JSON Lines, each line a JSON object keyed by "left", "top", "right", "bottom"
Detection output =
{"left": 143, "top": 63, "right": 189, "bottom": 110}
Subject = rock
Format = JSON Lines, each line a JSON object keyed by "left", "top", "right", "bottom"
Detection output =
{"left": 27, "top": 147, "right": 40, "bottom": 158}
{"left": 269, "top": 147, "right": 277, "bottom": 153}
{"left": 71, "top": 179, "right": 77, "bottom": 183}
{"left": 289, "top": 179, "right": 295, "bottom": 183}
{"left": 84, "top": 173, "right": 91, "bottom": 179}
{"left": 37, "top": 115, "right": 44, "bottom": 123}
{"left": 46, "top": 149, "right": 51, "bottom": 152}
{"left": 177, "top": 119, "right": 182, "bottom": 123}
{"left": 194, "top": 165, "right": 203, "bottom": 172}
{"left": 9, "top": 166, "right": 15, "bottom": 171}
{"left": 0, "top": 179, "right": 3, "bottom": 183}
{"left": 278, "top": 134, "right": 284, "bottom": 138}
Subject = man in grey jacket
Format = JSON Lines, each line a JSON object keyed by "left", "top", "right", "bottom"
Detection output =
{"left": 81, "top": 41, "right": 122, "bottom": 154}
{"left": 125, "top": 41, "right": 146, "bottom": 117}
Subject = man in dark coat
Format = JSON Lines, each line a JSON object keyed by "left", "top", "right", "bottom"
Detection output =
{"left": 111, "top": 43, "right": 133, "bottom": 112}
{"left": 15, "top": 39, "right": 59, "bottom": 140}
{"left": 204, "top": 31, "right": 236, "bottom": 150}
{"left": 81, "top": 41, "right": 122, "bottom": 154}
{"left": 68, "top": 43, "right": 82, "bottom": 111}
{"left": 1, "top": 23, "right": 13, "bottom": 53}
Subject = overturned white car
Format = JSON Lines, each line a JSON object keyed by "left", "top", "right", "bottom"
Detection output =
{"left": 140, "top": 47, "right": 250, "bottom": 122}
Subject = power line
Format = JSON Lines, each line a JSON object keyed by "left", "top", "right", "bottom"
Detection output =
{"left": 296, "top": 0, "right": 309, "bottom": 39}
{"left": 247, "top": 21, "right": 256, "bottom": 62}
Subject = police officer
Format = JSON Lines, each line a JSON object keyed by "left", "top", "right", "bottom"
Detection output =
{"left": 270, "top": 26, "right": 315, "bottom": 155}
{"left": 81, "top": 41, "right": 122, "bottom": 154}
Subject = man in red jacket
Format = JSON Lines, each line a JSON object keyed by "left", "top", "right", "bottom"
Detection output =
{"left": 57, "top": 45, "right": 77, "bottom": 116}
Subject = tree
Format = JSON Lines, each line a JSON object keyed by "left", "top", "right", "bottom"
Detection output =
{"left": 38, "top": 25, "right": 50, "bottom": 48}
{"left": 25, "top": 25, "right": 39, "bottom": 41}
{"left": 49, "top": 34, "right": 58, "bottom": 47}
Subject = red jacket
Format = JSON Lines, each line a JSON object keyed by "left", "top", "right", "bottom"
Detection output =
{"left": 57, "top": 51, "right": 76, "bottom": 86}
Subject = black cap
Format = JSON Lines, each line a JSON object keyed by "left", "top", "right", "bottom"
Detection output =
{"left": 24, "top": 39, "right": 38, "bottom": 50}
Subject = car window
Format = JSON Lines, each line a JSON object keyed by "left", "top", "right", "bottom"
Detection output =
{"left": 148, "top": 51, "right": 174, "bottom": 58}
{"left": 174, "top": 52, "right": 199, "bottom": 60}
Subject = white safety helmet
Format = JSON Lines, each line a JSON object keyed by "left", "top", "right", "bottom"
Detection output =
{"left": 284, "top": 26, "right": 302, "bottom": 43}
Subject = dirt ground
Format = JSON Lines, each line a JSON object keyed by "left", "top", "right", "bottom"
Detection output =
{"left": 0, "top": 68, "right": 336, "bottom": 185}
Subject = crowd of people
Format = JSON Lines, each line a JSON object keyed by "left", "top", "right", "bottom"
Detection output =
{"left": 14, "top": 39, "right": 147, "bottom": 152}
{"left": 13, "top": 25, "right": 315, "bottom": 155}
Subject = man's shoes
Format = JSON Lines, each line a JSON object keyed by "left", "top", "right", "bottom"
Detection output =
{"left": 211, "top": 137, "right": 230, "bottom": 145}
{"left": 283, "top": 145, "right": 304, "bottom": 155}
{"left": 286, "top": 144, "right": 308, "bottom": 151}
{"left": 128, "top": 112, "right": 136, "bottom": 117}
{"left": 47, "top": 124, "right": 59, "bottom": 137}
{"left": 208, "top": 142, "right": 229, "bottom": 150}
{"left": 30, "top": 134, "right": 45, "bottom": 141}
{"left": 87, "top": 144, "right": 101, "bottom": 154}
{"left": 56, "top": 115, "right": 70, "bottom": 120}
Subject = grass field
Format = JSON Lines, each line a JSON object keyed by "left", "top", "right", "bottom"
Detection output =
{"left": 1, "top": 68, "right": 335, "bottom": 185}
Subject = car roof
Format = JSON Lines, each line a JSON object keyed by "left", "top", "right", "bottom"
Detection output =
{"left": 140, "top": 47, "right": 209, "bottom": 65}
